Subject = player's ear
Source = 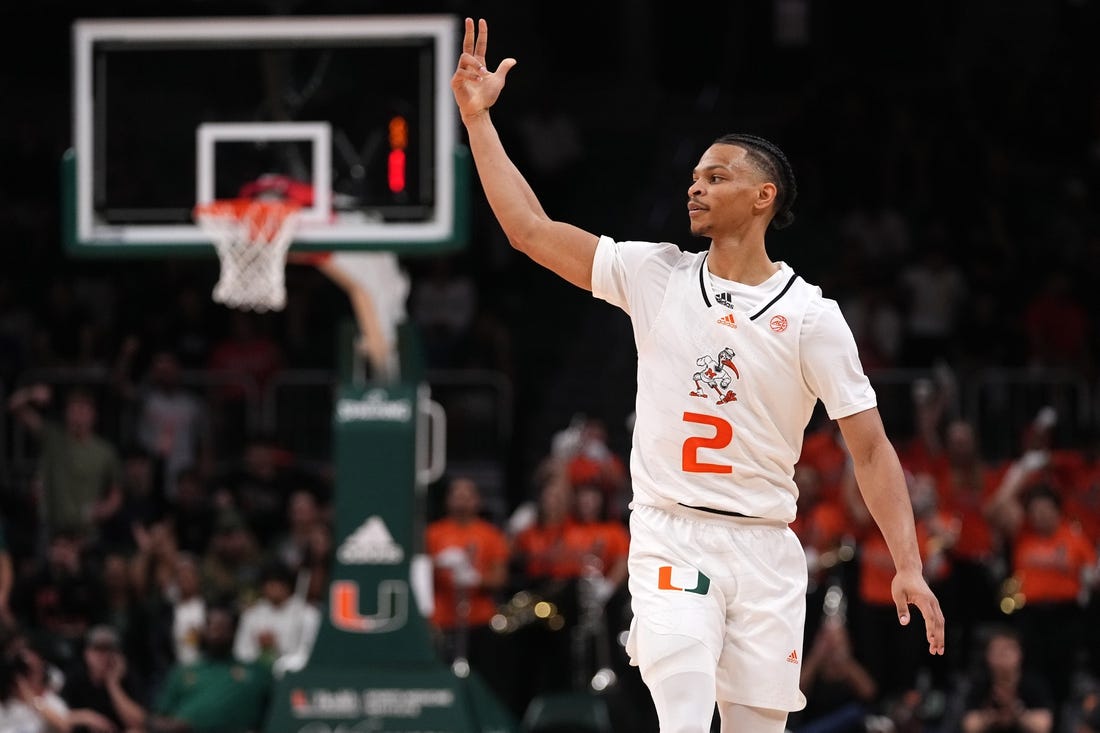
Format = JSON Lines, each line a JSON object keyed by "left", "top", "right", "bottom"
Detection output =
{"left": 755, "top": 182, "right": 778, "bottom": 213}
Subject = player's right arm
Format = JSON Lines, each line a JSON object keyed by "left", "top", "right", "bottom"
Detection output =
{"left": 452, "top": 18, "right": 598, "bottom": 291}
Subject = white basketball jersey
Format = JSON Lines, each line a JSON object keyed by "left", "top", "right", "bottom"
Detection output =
{"left": 592, "top": 236, "right": 877, "bottom": 522}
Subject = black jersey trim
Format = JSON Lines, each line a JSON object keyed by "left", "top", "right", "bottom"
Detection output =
{"left": 749, "top": 274, "right": 798, "bottom": 321}
{"left": 678, "top": 502, "right": 757, "bottom": 519}
{"left": 698, "top": 253, "right": 712, "bottom": 307}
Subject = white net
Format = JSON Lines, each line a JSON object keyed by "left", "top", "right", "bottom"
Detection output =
{"left": 194, "top": 199, "right": 301, "bottom": 312}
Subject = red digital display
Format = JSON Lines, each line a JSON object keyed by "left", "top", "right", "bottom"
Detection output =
{"left": 388, "top": 149, "right": 406, "bottom": 193}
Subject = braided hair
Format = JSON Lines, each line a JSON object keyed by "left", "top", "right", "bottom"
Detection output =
{"left": 713, "top": 134, "right": 798, "bottom": 230}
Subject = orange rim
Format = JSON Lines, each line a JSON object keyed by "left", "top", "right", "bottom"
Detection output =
{"left": 194, "top": 198, "right": 301, "bottom": 243}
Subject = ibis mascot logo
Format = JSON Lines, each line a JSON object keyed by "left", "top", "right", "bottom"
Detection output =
{"left": 688, "top": 347, "right": 739, "bottom": 406}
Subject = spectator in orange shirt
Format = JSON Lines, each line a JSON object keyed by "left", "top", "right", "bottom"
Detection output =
{"left": 934, "top": 422, "right": 1003, "bottom": 560}
{"left": 1069, "top": 431, "right": 1100, "bottom": 682}
{"left": 556, "top": 416, "right": 629, "bottom": 522}
{"left": 564, "top": 482, "right": 630, "bottom": 608}
{"left": 507, "top": 471, "right": 579, "bottom": 711}
{"left": 896, "top": 374, "right": 954, "bottom": 479}
{"left": 843, "top": 466, "right": 957, "bottom": 699}
{"left": 561, "top": 482, "right": 631, "bottom": 687}
{"left": 425, "top": 476, "right": 510, "bottom": 703}
{"left": 792, "top": 463, "right": 855, "bottom": 645}
{"left": 986, "top": 440, "right": 1084, "bottom": 548}
{"left": 800, "top": 419, "right": 849, "bottom": 503}
{"left": 989, "top": 481, "right": 1097, "bottom": 709}
{"left": 511, "top": 471, "right": 578, "bottom": 590}
{"left": 1012, "top": 406, "right": 1086, "bottom": 497}
{"left": 1067, "top": 434, "right": 1100, "bottom": 544}
{"left": 560, "top": 483, "right": 630, "bottom": 599}
{"left": 932, "top": 419, "right": 1006, "bottom": 671}
{"left": 906, "top": 471, "right": 959, "bottom": 691}
{"left": 793, "top": 463, "right": 854, "bottom": 583}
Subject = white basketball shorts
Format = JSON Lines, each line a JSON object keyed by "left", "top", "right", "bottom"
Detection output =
{"left": 625, "top": 503, "right": 808, "bottom": 712}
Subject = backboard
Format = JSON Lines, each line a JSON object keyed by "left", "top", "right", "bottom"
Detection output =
{"left": 64, "top": 14, "right": 467, "bottom": 256}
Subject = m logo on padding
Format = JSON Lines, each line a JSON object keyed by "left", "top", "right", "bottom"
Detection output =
{"left": 330, "top": 580, "right": 408, "bottom": 633}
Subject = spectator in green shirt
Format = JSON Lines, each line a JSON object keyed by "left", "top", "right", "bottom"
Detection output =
{"left": 148, "top": 604, "right": 272, "bottom": 733}
{"left": 7, "top": 384, "right": 122, "bottom": 543}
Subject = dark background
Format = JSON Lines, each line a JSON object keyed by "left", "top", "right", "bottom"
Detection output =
{"left": 1, "top": 0, "right": 1099, "bottom": 518}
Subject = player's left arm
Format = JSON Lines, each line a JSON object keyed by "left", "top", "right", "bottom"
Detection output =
{"left": 837, "top": 407, "right": 946, "bottom": 656}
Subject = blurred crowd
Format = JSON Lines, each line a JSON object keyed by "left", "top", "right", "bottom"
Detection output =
{"left": 3, "top": 368, "right": 1100, "bottom": 732}
{"left": 0, "top": 365, "right": 332, "bottom": 733}
{"left": 425, "top": 395, "right": 1100, "bottom": 733}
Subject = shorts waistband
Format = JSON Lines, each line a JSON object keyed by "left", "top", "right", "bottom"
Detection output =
{"left": 639, "top": 502, "right": 787, "bottom": 528}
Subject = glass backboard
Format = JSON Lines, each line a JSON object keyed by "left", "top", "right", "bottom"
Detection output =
{"left": 64, "top": 14, "right": 467, "bottom": 255}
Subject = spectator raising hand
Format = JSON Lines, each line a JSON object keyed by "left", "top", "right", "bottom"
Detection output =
{"left": 7, "top": 383, "right": 123, "bottom": 543}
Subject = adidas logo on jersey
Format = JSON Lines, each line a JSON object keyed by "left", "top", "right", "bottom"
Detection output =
{"left": 715, "top": 291, "right": 735, "bottom": 310}
{"left": 716, "top": 313, "right": 737, "bottom": 329}
{"left": 787, "top": 650, "right": 799, "bottom": 664}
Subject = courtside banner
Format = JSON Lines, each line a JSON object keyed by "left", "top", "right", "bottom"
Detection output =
{"left": 270, "top": 669, "right": 513, "bottom": 733}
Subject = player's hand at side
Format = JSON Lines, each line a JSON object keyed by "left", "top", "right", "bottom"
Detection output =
{"left": 451, "top": 18, "right": 516, "bottom": 123}
{"left": 891, "top": 568, "right": 946, "bottom": 656}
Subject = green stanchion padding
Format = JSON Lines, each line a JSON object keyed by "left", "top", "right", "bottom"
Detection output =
{"left": 313, "top": 382, "right": 434, "bottom": 666}
{"left": 262, "top": 383, "right": 516, "bottom": 733}
{"left": 396, "top": 320, "right": 426, "bottom": 384}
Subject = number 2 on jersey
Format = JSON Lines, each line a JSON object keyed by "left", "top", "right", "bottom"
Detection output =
{"left": 681, "top": 412, "right": 733, "bottom": 473}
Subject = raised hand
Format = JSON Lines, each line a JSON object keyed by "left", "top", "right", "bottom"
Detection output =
{"left": 450, "top": 18, "right": 517, "bottom": 122}
{"left": 29, "top": 383, "right": 52, "bottom": 404}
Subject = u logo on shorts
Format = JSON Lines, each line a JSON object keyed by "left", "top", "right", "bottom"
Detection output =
{"left": 657, "top": 565, "right": 711, "bottom": 595}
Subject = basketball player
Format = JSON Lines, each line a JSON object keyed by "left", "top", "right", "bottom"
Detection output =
{"left": 451, "top": 18, "right": 945, "bottom": 733}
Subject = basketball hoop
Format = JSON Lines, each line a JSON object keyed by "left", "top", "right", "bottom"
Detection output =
{"left": 194, "top": 198, "right": 301, "bottom": 312}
